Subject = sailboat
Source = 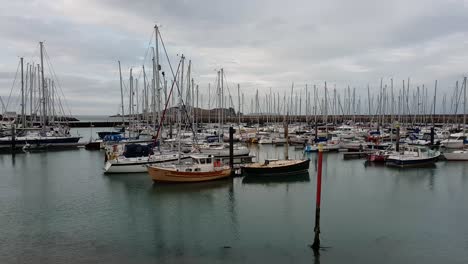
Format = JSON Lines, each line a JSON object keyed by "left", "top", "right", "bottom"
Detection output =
{"left": 242, "top": 159, "right": 310, "bottom": 176}
{"left": 148, "top": 154, "right": 231, "bottom": 182}
{"left": 445, "top": 77, "right": 468, "bottom": 160}
{"left": 0, "top": 42, "right": 81, "bottom": 152}
{"left": 148, "top": 62, "right": 232, "bottom": 182}
{"left": 386, "top": 146, "right": 440, "bottom": 167}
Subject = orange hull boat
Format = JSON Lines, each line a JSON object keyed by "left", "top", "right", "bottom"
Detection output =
{"left": 148, "top": 166, "right": 232, "bottom": 183}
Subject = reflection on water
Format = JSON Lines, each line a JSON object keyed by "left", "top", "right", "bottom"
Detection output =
{"left": 242, "top": 172, "right": 310, "bottom": 184}
{"left": 150, "top": 178, "right": 233, "bottom": 194}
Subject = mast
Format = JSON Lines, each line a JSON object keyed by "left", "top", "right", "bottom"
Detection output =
{"left": 40, "top": 42, "right": 47, "bottom": 127}
{"left": 36, "top": 64, "right": 40, "bottom": 124}
{"left": 155, "top": 25, "right": 161, "bottom": 129}
{"left": 314, "top": 84, "right": 318, "bottom": 141}
{"left": 191, "top": 77, "right": 195, "bottom": 131}
{"left": 221, "top": 68, "right": 224, "bottom": 137}
{"left": 151, "top": 49, "right": 157, "bottom": 127}
{"left": 208, "top": 83, "right": 211, "bottom": 124}
{"left": 118, "top": 61, "right": 124, "bottom": 124}
{"left": 242, "top": 93, "right": 244, "bottom": 124}
{"left": 217, "top": 71, "right": 221, "bottom": 142}
{"left": 129, "top": 68, "right": 133, "bottom": 136}
{"left": 433, "top": 80, "right": 437, "bottom": 129}
{"left": 352, "top": 87, "right": 356, "bottom": 123}
{"left": 324, "top": 82, "right": 328, "bottom": 135}
{"left": 163, "top": 72, "right": 167, "bottom": 125}
{"left": 237, "top": 84, "right": 241, "bottom": 126}
{"left": 143, "top": 65, "right": 148, "bottom": 126}
{"left": 20, "top": 57, "right": 26, "bottom": 128}
{"left": 29, "top": 64, "right": 33, "bottom": 126}
{"left": 464, "top": 77, "right": 467, "bottom": 139}
{"left": 135, "top": 78, "right": 139, "bottom": 123}
{"left": 178, "top": 55, "right": 185, "bottom": 163}
{"left": 51, "top": 80, "right": 55, "bottom": 122}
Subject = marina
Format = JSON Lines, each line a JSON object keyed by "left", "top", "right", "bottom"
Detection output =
{"left": 1, "top": 2, "right": 468, "bottom": 262}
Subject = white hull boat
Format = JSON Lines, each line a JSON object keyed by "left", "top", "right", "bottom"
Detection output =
{"left": 258, "top": 136, "right": 273, "bottom": 144}
{"left": 386, "top": 146, "right": 440, "bottom": 167}
{"left": 104, "top": 152, "right": 190, "bottom": 173}
{"left": 444, "top": 150, "right": 468, "bottom": 161}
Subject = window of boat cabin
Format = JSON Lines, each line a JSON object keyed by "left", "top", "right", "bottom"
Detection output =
{"left": 200, "top": 158, "right": 206, "bottom": 164}
{"left": 206, "top": 158, "right": 212, "bottom": 163}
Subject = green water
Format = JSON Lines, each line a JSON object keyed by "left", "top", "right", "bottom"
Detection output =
{"left": 1, "top": 129, "right": 468, "bottom": 263}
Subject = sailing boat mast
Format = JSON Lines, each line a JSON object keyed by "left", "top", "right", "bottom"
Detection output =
{"left": 129, "top": 68, "right": 133, "bottom": 137}
{"left": 178, "top": 55, "right": 185, "bottom": 163}
{"left": 40, "top": 42, "right": 47, "bottom": 127}
{"left": 221, "top": 68, "right": 224, "bottom": 138}
{"left": 154, "top": 25, "right": 161, "bottom": 130}
{"left": 237, "top": 84, "right": 241, "bottom": 126}
{"left": 463, "top": 77, "right": 467, "bottom": 140}
{"left": 20, "top": 57, "right": 26, "bottom": 128}
{"left": 143, "top": 64, "right": 148, "bottom": 126}
{"left": 324, "top": 82, "right": 328, "bottom": 135}
{"left": 118, "top": 61, "right": 124, "bottom": 124}
{"left": 29, "top": 64, "right": 33, "bottom": 126}
{"left": 217, "top": 71, "right": 221, "bottom": 142}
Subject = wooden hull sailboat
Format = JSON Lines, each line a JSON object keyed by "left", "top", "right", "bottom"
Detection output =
{"left": 148, "top": 155, "right": 232, "bottom": 183}
{"left": 148, "top": 166, "right": 231, "bottom": 182}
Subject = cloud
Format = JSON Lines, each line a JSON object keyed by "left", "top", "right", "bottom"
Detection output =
{"left": 0, "top": 0, "right": 467, "bottom": 115}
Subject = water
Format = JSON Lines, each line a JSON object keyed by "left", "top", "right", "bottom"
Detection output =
{"left": 1, "top": 128, "right": 468, "bottom": 263}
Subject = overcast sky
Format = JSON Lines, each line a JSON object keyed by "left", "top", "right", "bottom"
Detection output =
{"left": 0, "top": 0, "right": 467, "bottom": 115}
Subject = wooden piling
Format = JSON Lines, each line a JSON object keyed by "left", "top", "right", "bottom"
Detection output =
{"left": 11, "top": 124, "right": 16, "bottom": 153}
{"left": 229, "top": 127, "right": 234, "bottom": 174}
{"left": 395, "top": 123, "right": 400, "bottom": 152}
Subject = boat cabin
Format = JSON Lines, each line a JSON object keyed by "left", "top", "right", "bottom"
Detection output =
{"left": 191, "top": 155, "right": 214, "bottom": 165}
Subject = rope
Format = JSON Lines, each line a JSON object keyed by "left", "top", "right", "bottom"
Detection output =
{"left": 4, "top": 59, "right": 21, "bottom": 111}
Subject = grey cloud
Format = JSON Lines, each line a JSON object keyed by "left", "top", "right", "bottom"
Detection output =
{"left": 0, "top": 0, "right": 467, "bottom": 115}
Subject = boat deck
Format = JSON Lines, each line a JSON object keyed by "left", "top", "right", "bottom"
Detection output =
{"left": 245, "top": 160, "right": 302, "bottom": 168}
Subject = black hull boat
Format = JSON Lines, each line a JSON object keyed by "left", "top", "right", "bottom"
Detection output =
{"left": 0, "top": 136, "right": 81, "bottom": 153}
{"left": 385, "top": 155, "right": 439, "bottom": 167}
{"left": 0, "top": 136, "right": 81, "bottom": 147}
{"left": 242, "top": 159, "right": 310, "bottom": 176}
{"left": 385, "top": 147, "right": 440, "bottom": 168}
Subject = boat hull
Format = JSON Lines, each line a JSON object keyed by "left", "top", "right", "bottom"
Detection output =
{"left": 385, "top": 156, "right": 439, "bottom": 167}
{"left": 148, "top": 166, "right": 232, "bottom": 183}
{"left": 104, "top": 156, "right": 190, "bottom": 173}
{"left": 243, "top": 159, "right": 310, "bottom": 176}
{"left": 0, "top": 136, "right": 81, "bottom": 147}
{"left": 442, "top": 141, "right": 464, "bottom": 149}
{"left": 443, "top": 151, "right": 468, "bottom": 161}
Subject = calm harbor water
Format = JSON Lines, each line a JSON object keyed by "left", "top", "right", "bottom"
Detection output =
{"left": 1, "top": 128, "right": 468, "bottom": 263}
